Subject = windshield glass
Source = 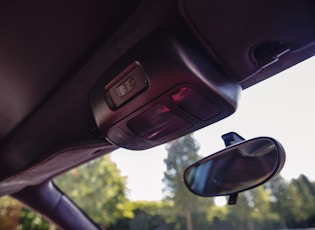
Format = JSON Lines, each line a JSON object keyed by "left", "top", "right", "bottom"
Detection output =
{"left": 3, "top": 56, "right": 313, "bottom": 230}
{"left": 109, "top": 56, "right": 315, "bottom": 229}
{"left": 112, "top": 56, "right": 315, "bottom": 199}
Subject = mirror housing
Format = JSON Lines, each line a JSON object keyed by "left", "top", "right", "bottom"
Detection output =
{"left": 184, "top": 135, "right": 285, "bottom": 204}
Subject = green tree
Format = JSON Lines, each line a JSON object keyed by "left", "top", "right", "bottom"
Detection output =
{"left": 292, "top": 174, "right": 315, "bottom": 220}
{"left": 17, "top": 207, "right": 51, "bottom": 230}
{"left": 225, "top": 185, "right": 280, "bottom": 230}
{"left": 0, "top": 196, "right": 22, "bottom": 230}
{"left": 284, "top": 175, "right": 315, "bottom": 226}
{"left": 54, "top": 155, "right": 132, "bottom": 229}
{"left": 268, "top": 175, "right": 291, "bottom": 228}
{"left": 268, "top": 174, "right": 315, "bottom": 228}
{"left": 128, "top": 201, "right": 174, "bottom": 230}
{"left": 0, "top": 196, "right": 52, "bottom": 230}
{"left": 206, "top": 202, "right": 230, "bottom": 230}
{"left": 163, "top": 134, "right": 212, "bottom": 230}
{"left": 226, "top": 192, "right": 252, "bottom": 229}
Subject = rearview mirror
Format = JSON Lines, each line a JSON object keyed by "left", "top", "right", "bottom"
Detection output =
{"left": 184, "top": 136, "right": 285, "bottom": 203}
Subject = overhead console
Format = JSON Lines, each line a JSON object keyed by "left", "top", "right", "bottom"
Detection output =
{"left": 89, "top": 32, "right": 241, "bottom": 150}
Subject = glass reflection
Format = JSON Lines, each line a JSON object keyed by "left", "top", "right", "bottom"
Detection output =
{"left": 184, "top": 139, "right": 278, "bottom": 196}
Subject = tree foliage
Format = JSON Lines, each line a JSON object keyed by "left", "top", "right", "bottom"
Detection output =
{"left": 54, "top": 154, "right": 132, "bottom": 228}
{"left": 128, "top": 201, "right": 174, "bottom": 230}
{"left": 162, "top": 134, "right": 315, "bottom": 229}
{"left": 163, "top": 134, "right": 213, "bottom": 230}
{"left": 0, "top": 196, "right": 22, "bottom": 230}
{"left": 3, "top": 147, "right": 315, "bottom": 230}
{"left": 163, "top": 134, "right": 201, "bottom": 203}
{"left": 17, "top": 207, "right": 50, "bottom": 230}
{"left": 0, "top": 196, "right": 52, "bottom": 230}
{"left": 206, "top": 174, "right": 315, "bottom": 229}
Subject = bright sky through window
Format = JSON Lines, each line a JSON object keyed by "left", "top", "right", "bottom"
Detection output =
{"left": 111, "top": 56, "right": 315, "bottom": 201}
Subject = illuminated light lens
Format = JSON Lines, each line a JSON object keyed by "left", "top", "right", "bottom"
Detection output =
{"left": 172, "top": 87, "right": 221, "bottom": 120}
{"left": 128, "top": 104, "right": 191, "bottom": 141}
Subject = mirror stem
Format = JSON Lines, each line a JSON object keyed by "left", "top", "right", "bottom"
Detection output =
{"left": 222, "top": 132, "right": 245, "bottom": 147}
{"left": 222, "top": 132, "right": 243, "bottom": 205}
{"left": 228, "top": 193, "right": 239, "bottom": 205}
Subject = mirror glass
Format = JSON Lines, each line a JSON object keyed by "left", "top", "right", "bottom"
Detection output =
{"left": 184, "top": 138, "right": 285, "bottom": 196}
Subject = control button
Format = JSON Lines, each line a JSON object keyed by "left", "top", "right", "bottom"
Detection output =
{"left": 108, "top": 127, "right": 131, "bottom": 144}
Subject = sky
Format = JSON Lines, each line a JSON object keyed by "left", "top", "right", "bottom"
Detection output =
{"left": 110, "top": 56, "right": 315, "bottom": 201}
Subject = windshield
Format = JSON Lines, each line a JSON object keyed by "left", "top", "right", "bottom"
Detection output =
{"left": 1, "top": 56, "right": 314, "bottom": 229}
{"left": 112, "top": 56, "right": 315, "bottom": 200}
{"left": 110, "top": 56, "right": 315, "bottom": 229}
{"left": 58, "top": 56, "right": 315, "bottom": 229}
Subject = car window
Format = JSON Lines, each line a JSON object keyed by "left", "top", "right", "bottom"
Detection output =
{"left": 112, "top": 56, "right": 315, "bottom": 202}
{"left": 110, "top": 56, "right": 315, "bottom": 229}
{"left": 0, "top": 195, "right": 55, "bottom": 230}
{"left": 62, "top": 56, "right": 315, "bottom": 229}
{"left": 1, "top": 56, "right": 314, "bottom": 229}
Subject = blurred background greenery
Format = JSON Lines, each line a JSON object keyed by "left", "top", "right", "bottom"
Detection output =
{"left": 1, "top": 134, "right": 315, "bottom": 230}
